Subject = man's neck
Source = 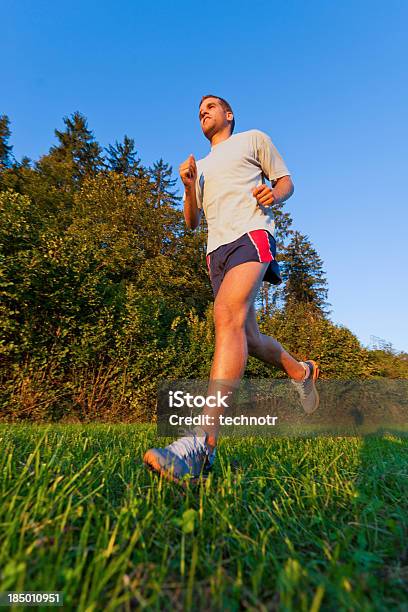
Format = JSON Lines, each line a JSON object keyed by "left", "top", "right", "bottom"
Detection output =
{"left": 210, "top": 126, "right": 232, "bottom": 148}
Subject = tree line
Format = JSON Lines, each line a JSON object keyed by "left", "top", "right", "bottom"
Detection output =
{"left": 0, "top": 113, "right": 406, "bottom": 422}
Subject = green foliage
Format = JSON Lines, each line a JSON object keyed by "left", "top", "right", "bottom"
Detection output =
{"left": 366, "top": 349, "right": 408, "bottom": 378}
{"left": 0, "top": 173, "right": 213, "bottom": 420}
{"left": 258, "top": 301, "right": 370, "bottom": 379}
{"left": 0, "top": 190, "right": 46, "bottom": 360}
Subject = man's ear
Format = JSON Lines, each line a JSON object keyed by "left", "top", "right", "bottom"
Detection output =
{"left": 226, "top": 111, "right": 234, "bottom": 122}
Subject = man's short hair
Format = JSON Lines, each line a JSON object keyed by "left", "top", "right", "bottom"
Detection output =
{"left": 199, "top": 95, "right": 235, "bottom": 134}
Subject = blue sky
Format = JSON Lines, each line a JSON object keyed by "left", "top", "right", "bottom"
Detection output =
{"left": 3, "top": 0, "right": 408, "bottom": 352}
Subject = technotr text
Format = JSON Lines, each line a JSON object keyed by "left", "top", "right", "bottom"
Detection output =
{"left": 168, "top": 414, "right": 279, "bottom": 427}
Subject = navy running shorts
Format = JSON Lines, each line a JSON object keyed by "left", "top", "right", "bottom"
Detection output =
{"left": 205, "top": 229, "right": 282, "bottom": 298}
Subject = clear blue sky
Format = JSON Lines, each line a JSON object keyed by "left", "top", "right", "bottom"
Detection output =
{"left": 3, "top": 0, "right": 408, "bottom": 352}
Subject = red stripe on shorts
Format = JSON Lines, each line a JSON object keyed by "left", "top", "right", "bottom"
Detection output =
{"left": 206, "top": 254, "right": 211, "bottom": 278}
{"left": 248, "top": 230, "right": 274, "bottom": 262}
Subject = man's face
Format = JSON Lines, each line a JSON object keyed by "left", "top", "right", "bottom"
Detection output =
{"left": 199, "top": 97, "right": 233, "bottom": 140}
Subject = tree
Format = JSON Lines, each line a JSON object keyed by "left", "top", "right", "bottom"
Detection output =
{"left": 0, "top": 115, "right": 13, "bottom": 169}
{"left": 105, "top": 135, "right": 142, "bottom": 177}
{"left": 36, "top": 112, "right": 103, "bottom": 189}
{"left": 148, "top": 158, "right": 180, "bottom": 209}
{"left": 280, "top": 231, "right": 330, "bottom": 315}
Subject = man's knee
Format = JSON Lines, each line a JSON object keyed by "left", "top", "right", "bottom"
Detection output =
{"left": 214, "top": 301, "right": 247, "bottom": 331}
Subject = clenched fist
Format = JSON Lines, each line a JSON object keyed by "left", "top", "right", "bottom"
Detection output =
{"left": 252, "top": 184, "right": 276, "bottom": 206}
{"left": 179, "top": 154, "right": 197, "bottom": 188}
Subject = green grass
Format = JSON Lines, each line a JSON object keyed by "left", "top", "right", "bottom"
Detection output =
{"left": 0, "top": 425, "right": 407, "bottom": 611}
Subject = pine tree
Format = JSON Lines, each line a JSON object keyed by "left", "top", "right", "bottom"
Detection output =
{"left": 280, "top": 231, "right": 330, "bottom": 315}
{"left": 0, "top": 115, "right": 13, "bottom": 169}
{"left": 105, "top": 135, "right": 142, "bottom": 176}
{"left": 37, "top": 112, "right": 103, "bottom": 188}
{"left": 148, "top": 158, "right": 180, "bottom": 209}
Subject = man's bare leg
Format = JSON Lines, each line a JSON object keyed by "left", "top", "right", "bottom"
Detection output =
{"left": 201, "top": 262, "right": 275, "bottom": 447}
{"left": 245, "top": 304, "right": 306, "bottom": 381}
{"left": 244, "top": 303, "right": 320, "bottom": 415}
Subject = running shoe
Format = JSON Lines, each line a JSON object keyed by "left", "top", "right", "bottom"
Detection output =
{"left": 291, "top": 360, "right": 320, "bottom": 414}
{"left": 143, "top": 427, "right": 216, "bottom": 485}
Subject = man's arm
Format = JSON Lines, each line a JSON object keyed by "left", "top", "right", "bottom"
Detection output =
{"left": 252, "top": 175, "right": 294, "bottom": 207}
{"left": 183, "top": 185, "right": 203, "bottom": 230}
{"left": 272, "top": 175, "right": 294, "bottom": 203}
{"left": 180, "top": 154, "right": 202, "bottom": 230}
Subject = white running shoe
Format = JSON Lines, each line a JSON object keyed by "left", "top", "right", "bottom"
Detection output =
{"left": 143, "top": 427, "right": 216, "bottom": 484}
{"left": 291, "top": 360, "right": 320, "bottom": 414}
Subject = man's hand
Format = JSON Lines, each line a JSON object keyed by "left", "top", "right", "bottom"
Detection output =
{"left": 252, "top": 184, "right": 277, "bottom": 206}
{"left": 179, "top": 154, "right": 197, "bottom": 189}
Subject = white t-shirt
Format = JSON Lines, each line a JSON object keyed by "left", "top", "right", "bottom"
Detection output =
{"left": 183, "top": 129, "right": 291, "bottom": 255}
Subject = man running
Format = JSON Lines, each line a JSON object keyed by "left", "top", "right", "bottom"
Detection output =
{"left": 144, "top": 95, "right": 320, "bottom": 483}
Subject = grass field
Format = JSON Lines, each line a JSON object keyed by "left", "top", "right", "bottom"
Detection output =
{"left": 0, "top": 424, "right": 407, "bottom": 611}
